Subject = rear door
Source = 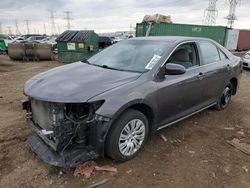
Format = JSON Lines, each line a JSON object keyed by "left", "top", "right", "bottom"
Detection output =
{"left": 197, "top": 41, "right": 231, "bottom": 104}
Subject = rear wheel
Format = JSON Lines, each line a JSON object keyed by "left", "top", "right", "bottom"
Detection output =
{"left": 215, "top": 83, "right": 232, "bottom": 110}
{"left": 105, "top": 109, "right": 149, "bottom": 162}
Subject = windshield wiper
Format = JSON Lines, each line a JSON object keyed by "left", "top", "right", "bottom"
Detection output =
{"left": 81, "top": 59, "right": 91, "bottom": 64}
{"left": 101, "top": 64, "right": 124, "bottom": 71}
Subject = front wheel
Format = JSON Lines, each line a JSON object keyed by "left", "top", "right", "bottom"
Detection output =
{"left": 215, "top": 83, "right": 232, "bottom": 110}
{"left": 105, "top": 109, "right": 149, "bottom": 162}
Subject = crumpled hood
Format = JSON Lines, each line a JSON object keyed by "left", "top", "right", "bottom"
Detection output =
{"left": 24, "top": 62, "right": 141, "bottom": 103}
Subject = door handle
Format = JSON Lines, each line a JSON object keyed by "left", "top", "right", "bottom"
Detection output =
{"left": 197, "top": 72, "right": 203, "bottom": 80}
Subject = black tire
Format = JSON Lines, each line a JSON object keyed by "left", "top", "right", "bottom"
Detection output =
{"left": 215, "top": 83, "right": 233, "bottom": 110}
{"left": 105, "top": 109, "right": 149, "bottom": 162}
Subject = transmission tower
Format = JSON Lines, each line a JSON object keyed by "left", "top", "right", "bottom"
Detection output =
{"left": 64, "top": 11, "right": 72, "bottom": 30}
{"left": 24, "top": 20, "right": 30, "bottom": 34}
{"left": 15, "top": 19, "right": 21, "bottom": 35}
{"left": 203, "top": 0, "right": 218, "bottom": 25}
{"left": 48, "top": 10, "right": 56, "bottom": 35}
{"left": 225, "top": 0, "right": 241, "bottom": 28}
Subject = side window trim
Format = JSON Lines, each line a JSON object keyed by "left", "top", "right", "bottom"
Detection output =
{"left": 218, "top": 48, "right": 229, "bottom": 61}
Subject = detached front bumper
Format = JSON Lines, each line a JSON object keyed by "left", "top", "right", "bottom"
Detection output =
{"left": 26, "top": 117, "right": 112, "bottom": 168}
{"left": 22, "top": 98, "right": 113, "bottom": 168}
{"left": 27, "top": 134, "right": 98, "bottom": 168}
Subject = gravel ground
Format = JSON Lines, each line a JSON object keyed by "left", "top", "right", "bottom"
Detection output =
{"left": 0, "top": 54, "right": 250, "bottom": 188}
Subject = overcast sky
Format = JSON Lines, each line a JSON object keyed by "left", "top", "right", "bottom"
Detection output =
{"left": 0, "top": 0, "right": 249, "bottom": 35}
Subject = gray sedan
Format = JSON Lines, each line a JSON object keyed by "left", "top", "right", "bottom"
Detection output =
{"left": 22, "top": 36, "right": 242, "bottom": 168}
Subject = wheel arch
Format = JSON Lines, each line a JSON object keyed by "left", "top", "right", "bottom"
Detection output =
{"left": 229, "top": 77, "right": 238, "bottom": 95}
{"left": 109, "top": 100, "right": 158, "bottom": 134}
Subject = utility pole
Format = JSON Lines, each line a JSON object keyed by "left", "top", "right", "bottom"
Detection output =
{"left": 7, "top": 26, "right": 12, "bottom": 35}
{"left": 24, "top": 20, "right": 30, "bottom": 34}
{"left": 225, "top": 0, "right": 240, "bottom": 28}
{"left": 15, "top": 19, "right": 21, "bottom": 35}
{"left": 43, "top": 23, "right": 47, "bottom": 34}
{"left": 57, "top": 25, "right": 61, "bottom": 34}
{"left": 48, "top": 9, "right": 56, "bottom": 35}
{"left": 0, "top": 22, "right": 2, "bottom": 34}
{"left": 203, "top": 0, "right": 218, "bottom": 25}
{"left": 64, "top": 11, "right": 72, "bottom": 30}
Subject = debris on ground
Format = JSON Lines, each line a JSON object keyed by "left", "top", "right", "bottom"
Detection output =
{"left": 188, "top": 150, "right": 195, "bottom": 154}
{"left": 242, "top": 166, "right": 249, "bottom": 173}
{"left": 237, "top": 130, "right": 245, "bottom": 137}
{"left": 212, "top": 172, "right": 216, "bottom": 178}
{"left": 160, "top": 134, "right": 167, "bottom": 142}
{"left": 74, "top": 161, "right": 97, "bottom": 178}
{"left": 227, "top": 138, "right": 250, "bottom": 155}
{"left": 126, "top": 169, "right": 132, "bottom": 174}
{"left": 86, "top": 178, "right": 109, "bottom": 188}
{"left": 74, "top": 161, "right": 117, "bottom": 178}
{"left": 95, "top": 165, "right": 117, "bottom": 173}
{"left": 224, "top": 127, "right": 235, "bottom": 130}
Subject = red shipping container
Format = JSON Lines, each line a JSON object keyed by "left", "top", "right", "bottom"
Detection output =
{"left": 237, "top": 30, "right": 250, "bottom": 50}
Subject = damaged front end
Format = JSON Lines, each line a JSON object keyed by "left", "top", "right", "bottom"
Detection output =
{"left": 22, "top": 98, "right": 111, "bottom": 168}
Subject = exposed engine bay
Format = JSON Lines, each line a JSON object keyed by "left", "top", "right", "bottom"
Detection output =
{"left": 22, "top": 98, "right": 111, "bottom": 168}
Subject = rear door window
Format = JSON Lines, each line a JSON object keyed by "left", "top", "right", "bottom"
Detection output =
{"left": 199, "top": 41, "right": 220, "bottom": 65}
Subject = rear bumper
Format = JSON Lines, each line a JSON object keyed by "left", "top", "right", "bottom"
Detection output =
{"left": 27, "top": 134, "right": 98, "bottom": 168}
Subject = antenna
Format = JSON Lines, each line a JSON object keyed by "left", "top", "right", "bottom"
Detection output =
{"left": 48, "top": 9, "right": 56, "bottom": 35}
{"left": 225, "top": 0, "right": 241, "bottom": 28}
{"left": 64, "top": 11, "right": 72, "bottom": 30}
{"left": 15, "top": 19, "right": 21, "bottom": 35}
{"left": 203, "top": 0, "right": 218, "bottom": 25}
{"left": 24, "top": 20, "right": 30, "bottom": 34}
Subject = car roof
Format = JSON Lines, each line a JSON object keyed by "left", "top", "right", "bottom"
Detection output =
{"left": 130, "top": 36, "right": 212, "bottom": 43}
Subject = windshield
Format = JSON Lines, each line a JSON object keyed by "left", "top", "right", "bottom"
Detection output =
{"left": 88, "top": 40, "right": 170, "bottom": 73}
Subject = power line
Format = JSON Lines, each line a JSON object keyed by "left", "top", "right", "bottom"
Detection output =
{"left": 24, "top": 20, "right": 30, "bottom": 34}
{"left": 225, "top": 0, "right": 241, "bottom": 28}
{"left": 48, "top": 9, "right": 56, "bottom": 35}
{"left": 64, "top": 11, "right": 72, "bottom": 30}
{"left": 203, "top": 0, "right": 218, "bottom": 26}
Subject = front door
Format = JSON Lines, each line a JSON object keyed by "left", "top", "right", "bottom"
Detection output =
{"left": 156, "top": 42, "right": 205, "bottom": 126}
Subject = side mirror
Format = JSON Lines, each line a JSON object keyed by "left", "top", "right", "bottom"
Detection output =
{"left": 163, "top": 63, "right": 186, "bottom": 75}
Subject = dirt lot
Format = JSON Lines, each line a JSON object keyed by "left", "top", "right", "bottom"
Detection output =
{"left": 0, "top": 54, "right": 250, "bottom": 188}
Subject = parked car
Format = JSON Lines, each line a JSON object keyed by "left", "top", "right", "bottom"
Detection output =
{"left": 98, "top": 36, "right": 112, "bottom": 49}
{"left": 242, "top": 50, "right": 250, "bottom": 68}
{"left": 26, "top": 35, "right": 47, "bottom": 43}
{"left": 22, "top": 36, "right": 242, "bottom": 168}
{"left": 13, "top": 36, "right": 25, "bottom": 43}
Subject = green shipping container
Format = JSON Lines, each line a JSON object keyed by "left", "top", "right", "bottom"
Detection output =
{"left": 56, "top": 30, "right": 99, "bottom": 63}
{"left": 136, "top": 23, "right": 228, "bottom": 46}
